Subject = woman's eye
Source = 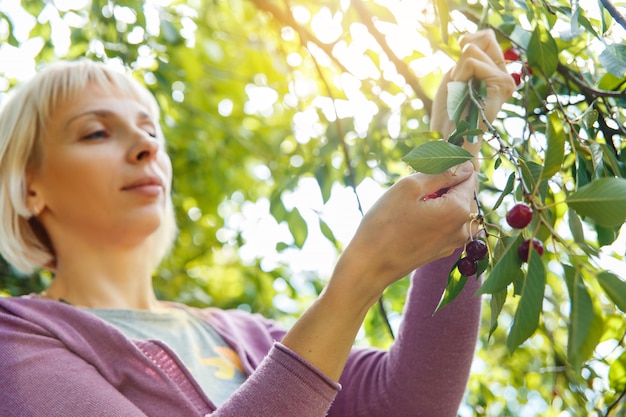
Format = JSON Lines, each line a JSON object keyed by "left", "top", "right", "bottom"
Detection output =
{"left": 83, "top": 130, "right": 107, "bottom": 140}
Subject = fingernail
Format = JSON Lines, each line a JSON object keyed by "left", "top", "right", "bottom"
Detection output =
{"left": 459, "top": 161, "right": 473, "bottom": 173}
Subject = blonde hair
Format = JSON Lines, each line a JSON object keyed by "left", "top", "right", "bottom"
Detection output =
{"left": 0, "top": 60, "right": 177, "bottom": 274}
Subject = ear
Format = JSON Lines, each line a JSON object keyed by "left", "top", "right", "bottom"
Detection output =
{"left": 25, "top": 173, "right": 46, "bottom": 217}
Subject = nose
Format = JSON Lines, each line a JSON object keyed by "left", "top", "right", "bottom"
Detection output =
{"left": 130, "top": 130, "right": 160, "bottom": 163}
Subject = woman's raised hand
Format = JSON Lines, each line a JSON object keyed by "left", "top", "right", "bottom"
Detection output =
{"left": 331, "top": 161, "right": 478, "bottom": 300}
{"left": 431, "top": 29, "right": 516, "bottom": 143}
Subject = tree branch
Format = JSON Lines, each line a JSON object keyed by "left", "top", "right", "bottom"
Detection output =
{"left": 248, "top": 0, "right": 353, "bottom": 76}
{"left": 599, "top": 0, "right": 626, "bottom": 31}
{"left": 351, "top": 0, "right": 433, "bottom": 113}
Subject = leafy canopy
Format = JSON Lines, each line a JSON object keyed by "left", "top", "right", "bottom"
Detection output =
{"left": 1, "top": 0, "right": 625, "bottom": 415}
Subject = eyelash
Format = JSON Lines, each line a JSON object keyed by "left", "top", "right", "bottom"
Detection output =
{"left": 83, "top": 130, "right": 108, "bottom": 140}
{"left": 82, "top": 129, "right": 158, "bottom": 140}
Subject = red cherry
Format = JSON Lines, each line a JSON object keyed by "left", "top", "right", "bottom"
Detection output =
{"left": 457, "top": 257, "right": 478, "bottom": 276}
{"left": 517, "top": 238, "right": 544, "bottom": 262}
{"left": 511, "top": 72, "right": 522, "bottom": 86}
{"left": 503, "top": 47, "right": 521, "bottom": 62}
{"left": 423, "top": 187, "right": 450, "bottom": 201}
{"left": 506, "top": 203, "right": 533, "bottom": 229}
{"left": 466, "top": 239, "right": 488, "bottom": 262}
{"left": 524, "top": 63, "right": 534, "bottom": 75}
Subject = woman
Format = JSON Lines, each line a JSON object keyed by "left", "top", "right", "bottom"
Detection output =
{"left": 0, "top": 30, "right": 515, "bottom": 416}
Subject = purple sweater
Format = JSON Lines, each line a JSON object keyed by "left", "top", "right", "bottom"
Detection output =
{"left": 0, "top": 253, "right": 481, "bottom": 417}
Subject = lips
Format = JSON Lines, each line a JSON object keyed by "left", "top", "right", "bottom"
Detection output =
{"left": 122, "top": 174, "right": 165, "bottom": 195}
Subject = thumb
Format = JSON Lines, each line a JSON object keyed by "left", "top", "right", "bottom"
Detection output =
{"left": 422, "top": 161, "right": 475, "bottom": 200}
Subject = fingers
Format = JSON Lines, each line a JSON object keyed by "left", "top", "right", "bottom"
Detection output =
{"left": 426, "top": 164, "right": 478, "bottom": 233}
{"left": 406, "top": 161, "right": 474, "bottom": 199}
{"left": 452, "top": 46, "right": 505, "bottom": 81}
{"left": 459, "top": 29, "right": 505, "bottom": 71}
{"left": 450, "top": 30, "right": 516, "bottom": 124}
{"left": 417, "top": 163, "right": 477, "bottom": 221}
{"left": 437, "top": 161, "right": 475, "bottom": 190}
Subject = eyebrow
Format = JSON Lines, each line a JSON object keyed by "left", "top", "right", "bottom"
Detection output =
{"left": 64, "top": 109, "right": 154, "bottom": 129}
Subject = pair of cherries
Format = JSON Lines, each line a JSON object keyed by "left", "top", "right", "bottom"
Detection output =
{"left": 457, "top": 203, "right": 544, "bottom": 277}
{"left": 503, "top": 47, "right": 533, "bottom": 86}
{"left": 506, "top": 203, "right": 545, "bottom": 262}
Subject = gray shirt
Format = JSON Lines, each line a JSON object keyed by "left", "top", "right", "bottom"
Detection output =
{"left": 87, "top": 306, "right": 247, "bottom": 406}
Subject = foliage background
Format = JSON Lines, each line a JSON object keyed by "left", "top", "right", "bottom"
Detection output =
{"left": 1, "top": 0, "right": 625, "bottom": 415}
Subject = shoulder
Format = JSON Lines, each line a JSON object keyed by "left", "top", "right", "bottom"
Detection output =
{"left": 0, "top": 295, "right": 134, "bottom": 355}
{"left": 0, "top": 294, "right": 102, "bottom": 330}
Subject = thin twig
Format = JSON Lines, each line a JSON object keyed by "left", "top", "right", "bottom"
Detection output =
{"left": 308, "top": 30, "right": 395, "bottom": 340}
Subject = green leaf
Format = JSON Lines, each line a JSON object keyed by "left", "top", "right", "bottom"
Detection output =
{"left": 519, "top": 159, "right": 543, "bottom": 194}
{"left": 596, "top": 272, "right": 626, "bottom": 313}
{"left": 319, "top": 218, "right": 340, "bottom": 250}
{"left": 478, "top": 234, "right": 523, "bottom": 294}
{"left": 270, "top": 196, "right": 288, "bottom": 222}
{"left": 568, "top": 208, "right": 585, "bottom": 243}
{"left": 567, "top": 208, "right": 598, "bottom": 256}
{"left": 564, "top": 266, "right": 603, "bottom": 371}
{"left": 540, "top": 112, "right": 566, "bottom": 180}
{"left": 575, "top": 154, "right": 592, "bottom": 188}
{"left": 507, "top": 253, "right": 546, "bottom": 352}
{"left": 435, "top": 263, "right": 468, "bottom": 312}
{"left": 449, "top": 124, "right": 484, "bottom": 144}
{"left": 287, "top": 208, "right": 308, "bottom": 248}
{"left": 599, "top": 44, "right": 626, "bottom": 78}
{"left": 560, "top": 5, "right": 584, "bottom": 41}
{"left": 589, "top": 143, "right": 604, "bottom": 177}
{"left": 609, "top": 351, "right": 626, "bottom": 393}
{"left": 161, "top": 20, "right": 182, "bottom": 44}
{"left": 401, "top": 141, "right": 474, "bottom": 174}
{"left": 527, "top": 25, "right": 558, "bottom": 77}
{"left": 433, "top": 0, "right": 449, "bottom": 44}
{"left": 601, "top": 144, "right": 625, "bottom": 177}
{"left": 465, "top": 80, "right": 484, "bottom": 144}
{"left": 492, "top": 173, "right": 516, "bottom": 211}
{"left": 494, "top": 156, "right": 502, "bottom": 170}
{"left": 489, "top": 290, "right": 507, "bottom": 338}
{"left": 315, "top": 164, "right": 334, "bottom": 204}
{"left": 275, "top": 241, "right": 289, "bottom": 252}
{"left": 577, "top": 11, "right": 601, "bottom": 40}
{"left": 596, "top": 224, "right": 619, "bottom": 246}
{"left": 447, "top": 81, "right": 469, "bottom": 124}
{"left": 566, "top": 177, "right": 626, "bottom": 227}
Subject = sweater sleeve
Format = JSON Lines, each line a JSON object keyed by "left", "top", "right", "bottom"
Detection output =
{"left": 211, "top": 343, "right": 339, "bottom": 416}
{"left": 329, "top": 248, "right": 482, "bottom": 417}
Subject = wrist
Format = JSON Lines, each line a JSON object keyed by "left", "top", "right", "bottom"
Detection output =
{"left": 326, "top": 252, "right": 385, "bottom": 313}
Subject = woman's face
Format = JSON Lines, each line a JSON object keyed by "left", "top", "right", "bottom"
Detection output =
{"left": 27, "top": 83, "right": 173, "bottom": 249}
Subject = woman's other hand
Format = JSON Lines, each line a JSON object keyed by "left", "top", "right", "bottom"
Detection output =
{"left": 431, "top": 29, "right": 516, "bottom": 149}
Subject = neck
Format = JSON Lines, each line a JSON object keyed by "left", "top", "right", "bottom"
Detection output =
{"left": 44, "top": 244, "right": 162, "bottom": 311}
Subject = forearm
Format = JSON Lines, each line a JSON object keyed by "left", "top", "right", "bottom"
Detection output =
{"left": 281, "top": 261, "right": 380, "bottom": 382}
{"left": 280, "top": 160, "right": 478, "bottom": 384}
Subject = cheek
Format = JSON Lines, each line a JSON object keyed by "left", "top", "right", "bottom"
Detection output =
{"left": 39, "top": 149, "right": 113, "bottom": 203}
{"left": 158, "top": 152, "right": 173, "bottom": 188}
